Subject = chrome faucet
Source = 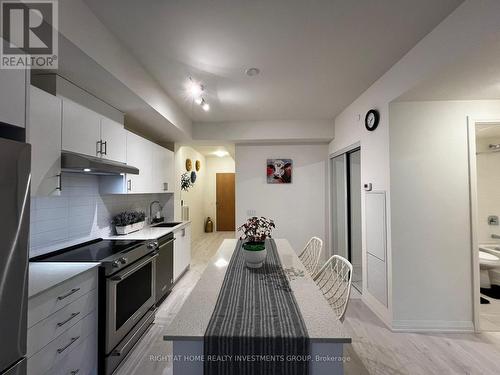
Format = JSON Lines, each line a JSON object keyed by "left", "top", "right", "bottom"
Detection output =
{"left": 149, "top": 200, "right": 163, "bottom": 224}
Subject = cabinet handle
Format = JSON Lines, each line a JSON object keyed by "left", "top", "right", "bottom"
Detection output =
{"left": 102, "top": 141, "right": 107, "bottom": 155}
{"left": 57, "top": 288, "right": 80, "bottom": 301}
{"left": 127, "top": 179, "right": 132, "bottom": 191}
{"left": 57, "top": 336, "right": 80, "bottom": 354}
{"left": 56, "top": 174, "right": 62, "bottom": 191}
{"left": 96, "top": 140, "right": 102, "bottom": 155}
{"left": 57, "top": 312, "right": 80, "bottom": 327}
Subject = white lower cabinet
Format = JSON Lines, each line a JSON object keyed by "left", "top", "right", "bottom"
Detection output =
{"left": 173, "top": 224, "right": 192, "bottom": 282}
{"left": 28, "top": 270, "right": 97, "bottom": 328}
{"left": 28, "top": 269, "right": 98, "bottom": 375}
{"left": 50, "top": 332, "right": 97, "bottom": 375}
{"left": 27, "top": 289, "right": 97, "bottom": 357}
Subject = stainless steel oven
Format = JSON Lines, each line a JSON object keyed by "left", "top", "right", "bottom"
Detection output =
{"left": 106, "top": 251, "right": 158, "bottom": 354}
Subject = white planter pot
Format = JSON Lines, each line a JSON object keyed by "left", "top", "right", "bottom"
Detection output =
{"left": 242, "top": 248, "right": 267, "bottom": 269}
{"left": 115, "top": 221, "right": 145, "bottom": 235}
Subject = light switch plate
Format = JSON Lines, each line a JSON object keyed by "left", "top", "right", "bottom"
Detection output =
{"left": 488, "top": 215, "right": 498, "bottom": 225}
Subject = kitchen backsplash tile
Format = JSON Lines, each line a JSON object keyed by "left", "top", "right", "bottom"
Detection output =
{"left": 29, "top": 174, "right": 174, "bottom": 257}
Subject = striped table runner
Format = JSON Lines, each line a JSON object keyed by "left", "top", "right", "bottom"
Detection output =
{"left": 204, "top": 239, "right": 309, "bottom": 375}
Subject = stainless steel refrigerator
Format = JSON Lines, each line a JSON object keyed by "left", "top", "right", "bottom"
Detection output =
{"left": 0, "top": 135, "right": 30, "bottom": 375}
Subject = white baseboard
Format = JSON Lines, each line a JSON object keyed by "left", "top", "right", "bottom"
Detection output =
{"left": 391, "top": 319, "right": 474, "bottom": 332}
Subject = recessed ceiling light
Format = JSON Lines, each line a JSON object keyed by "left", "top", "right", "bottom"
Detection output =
{"left": 202, "top": 101, "right": 210, "bottom": 111}
{"left": 194, "top": 97, "right": 203, "bottom": 105}
{"left": 83, "top": 168, "right": 91, "bottom": 172}
{"left": 213, "top": 150, "right": 228, "bottom": 157}
{"left": 245, "top": 67, "right": 260, "bottom": 77}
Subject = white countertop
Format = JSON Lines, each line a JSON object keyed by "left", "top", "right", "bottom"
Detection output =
{"left": 28, "top": 262, "right": 100, "bottom": 298}
{"left": 103, "top": 221, "right": 191, "bottom": 240}
{"left": 164, "top": 239, "right": 350, "bottom": 343}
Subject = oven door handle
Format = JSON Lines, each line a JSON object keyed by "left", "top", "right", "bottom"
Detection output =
{"left": 159, "top": 238, "right": 175, "bottom": 248}
{"left": 110, "top": 253, "right": 159, "bottom": 282}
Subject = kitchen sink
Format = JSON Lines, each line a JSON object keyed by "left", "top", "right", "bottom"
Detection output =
{"left": 153, "top": 222, "right": 182, "bottom": 228}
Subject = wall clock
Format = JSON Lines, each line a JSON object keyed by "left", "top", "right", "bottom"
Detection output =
{"left": 365, "top": 109, "right": 380, "bottom": 131}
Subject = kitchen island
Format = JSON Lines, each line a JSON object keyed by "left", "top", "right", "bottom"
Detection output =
{"left": 164, "top": 239, "right": 351, "bottom": 375}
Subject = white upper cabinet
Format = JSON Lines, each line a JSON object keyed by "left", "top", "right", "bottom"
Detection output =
{"left": 125, "top": 131, "right": 174, "bottom": 194}
{"left": 62, "top": 99, "right": 101, "bottom": 156}
{"left": 0, "top": 68, "right": 27, "bottom": 127}
{"left": 62, "top": 98, "right": 126, "bottom": 163}
{"left": 126, "top": 131, "right": 152, "bottom": 193}
{"left": 100, "top": 117, "right": 126, "bottom": 163}
{"left": 152, "top": 143, "right": 175, "bottom": 193}
{"left": 28, "top": 86, "right": 62, "bottom": 196}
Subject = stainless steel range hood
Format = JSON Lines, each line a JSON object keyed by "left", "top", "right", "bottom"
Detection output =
{"left": 61, "top": 151, "right": 139, "bottom": 175}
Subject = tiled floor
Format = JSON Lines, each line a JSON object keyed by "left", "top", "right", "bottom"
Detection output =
{"left": 480, "top": 292, "right": 500, "bottom": 331}
{"left": 115, "top": 232, "right": 500, "bottom": 375}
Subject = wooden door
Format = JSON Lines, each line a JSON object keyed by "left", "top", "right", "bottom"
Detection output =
{"left": 216, "top": 173, "right": 235, "bottom": 231}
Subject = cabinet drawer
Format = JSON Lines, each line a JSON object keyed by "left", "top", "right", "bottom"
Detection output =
{"left": 28, "top": 289, "right": 97, "bottom": 357}
{"left": 48, "top": 332, "right": 97, "bottom": 375}
{"left": 28, "top": 311, "right": 97, "bottom": 375}
{"left": 28, "top": 269, "right": 97, "bottom": 328}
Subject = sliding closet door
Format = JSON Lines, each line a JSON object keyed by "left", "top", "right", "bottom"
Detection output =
{"left": 348, "top": 149, "right": 362, "bottom": 292}
{"left": 331, "top": 154, "right": 348, "bottom": 259}
{"left": 331, "top": 148, "right": 362, "bottom": 293}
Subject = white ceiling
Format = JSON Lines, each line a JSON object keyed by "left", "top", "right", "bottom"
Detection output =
{"left": 398, "top": 37, "right": 500, "bottom": 102}
{"left": 476, "top": 124, "right": 500, "bottom": 140}
{"left": 192, "top": 144, "right": 235, "bottom": 158}
{"left": 84, "top": 0, "right": 462, "bottom": 123}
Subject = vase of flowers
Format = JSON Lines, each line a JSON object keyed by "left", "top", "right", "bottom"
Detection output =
{"left": 238, "top": 216, "right": 275, "bottom": 269}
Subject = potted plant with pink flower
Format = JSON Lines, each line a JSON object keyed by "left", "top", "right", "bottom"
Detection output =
{"left": 238, "top": 216, "right": 276, "bottom": 268}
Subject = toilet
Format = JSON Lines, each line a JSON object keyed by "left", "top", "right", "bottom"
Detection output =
{"left": 479, "top": 248, "right": 500, "bottom": 288}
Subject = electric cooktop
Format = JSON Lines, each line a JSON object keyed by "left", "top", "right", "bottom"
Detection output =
{"left": 31, "top": 239, "right": 144, "bottom": 262}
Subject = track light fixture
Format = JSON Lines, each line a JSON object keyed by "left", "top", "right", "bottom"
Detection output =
{"left": 187, "top": 77, "right": 210, "bottom": 111}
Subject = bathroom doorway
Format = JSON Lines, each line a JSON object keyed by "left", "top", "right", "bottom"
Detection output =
{"left": 469, "top": 118, "right": 500, "bottom": 331}
{"left": 330, "top": 146, "right": 362, "bottom": 293}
